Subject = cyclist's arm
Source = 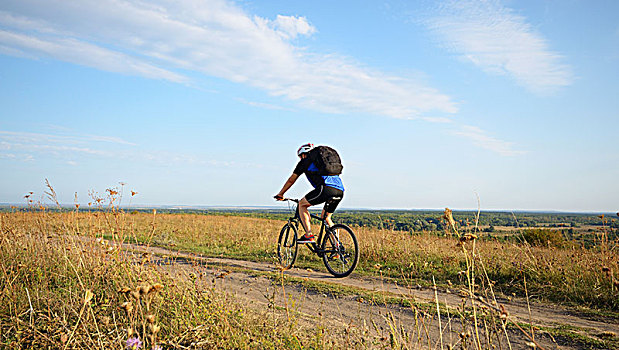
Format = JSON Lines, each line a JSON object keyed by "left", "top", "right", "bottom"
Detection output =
{"left": 276, "top": 173, "right": 299, "bottom": 199}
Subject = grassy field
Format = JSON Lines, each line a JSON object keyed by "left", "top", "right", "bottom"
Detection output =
{"left": 79, "top": 208, "right": 618, "bottom": 312}
{"left": 1, "top": 203, "right": 618, "bottom": 349}
{"left": 1, "top": 209, "right": 380, "bottom": 349}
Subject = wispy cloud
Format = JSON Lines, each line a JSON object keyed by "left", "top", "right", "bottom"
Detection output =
{"left": 0, "top": 29, "right": 189, "bottom": 83}
{"left": 0, "top": 131, "right": 137, "bottom": 146}
{"left": 424, "top": 0, "right": 572, "bottom": 94}
{"left": 452, "top": 125, "right": 525, "bottom": 156}
{"left": 0, "top": 130, "right": 261, "bottom": 167}
{"left": 237, "top": 98, "right": 293, "bottom": 111}
{"left": 0, "top": 0, "right": 456, "bottom": 120}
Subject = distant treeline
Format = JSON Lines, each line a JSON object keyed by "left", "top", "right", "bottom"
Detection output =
{"left": 177, "top": 208, "right": 618, "bottom": 231}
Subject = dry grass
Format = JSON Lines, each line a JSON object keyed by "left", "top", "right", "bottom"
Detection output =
{"left": 1, "top": 189, "right": 617, "bottom": 349}
{"left": 0, "top": 208, "right": 369, "bottom": 349}
{"left": 14, "top": 202, "right": 618, "bottom": 312}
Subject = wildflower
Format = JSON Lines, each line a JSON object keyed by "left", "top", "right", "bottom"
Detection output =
{"left": 126, "top": 337, "right": 142, "bottom": 349}
{"left": 152, "top": 346, "right": 162, "bottom": 350}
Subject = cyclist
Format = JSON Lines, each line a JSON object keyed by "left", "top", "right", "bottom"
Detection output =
{"left": 274, "top": 143, "right": 344, "bottom": 244}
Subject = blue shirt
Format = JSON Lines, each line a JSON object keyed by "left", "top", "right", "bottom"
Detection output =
{"left": 294, "top": 158, "right": 345, "bottom": 192}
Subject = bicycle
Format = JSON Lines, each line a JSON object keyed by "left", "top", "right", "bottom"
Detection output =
{"left": 276, "top": 198, "right": 359, "bottom": 278}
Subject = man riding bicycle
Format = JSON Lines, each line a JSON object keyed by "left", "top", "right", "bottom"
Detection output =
{"left": 275, "top": 143, "right": 344, "bottom": 244}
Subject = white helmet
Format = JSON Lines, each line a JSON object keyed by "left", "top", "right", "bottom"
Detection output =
{"left": 297, "top": 143, "right": 314, "bottom": 156}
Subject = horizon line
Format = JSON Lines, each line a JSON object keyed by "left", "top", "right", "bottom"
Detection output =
{"left": 1, "top": 203, "right": 615, "bottom": 215}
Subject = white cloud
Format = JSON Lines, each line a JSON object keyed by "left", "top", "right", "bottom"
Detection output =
{"left": 424, "top": 0, "right": 573, "bottom": 94}
{"left": 452, "top": 125, "right": 525, "bottom": 156}
{"left": 269, "top": 15, "right": 316, "bottom": 40}
{"left": 0, "top": 30, "right": 188, "bottom": 83}
{"left": 0, "top": 0, "right": 457, "bottom": 120}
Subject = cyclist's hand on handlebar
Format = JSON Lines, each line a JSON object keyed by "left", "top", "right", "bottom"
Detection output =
{"left": 274, "top": 194, "right": 284, "bottom": 201}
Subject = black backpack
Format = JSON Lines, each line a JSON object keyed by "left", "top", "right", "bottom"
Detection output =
{"left": 309, "top": 146, "right": 343, "bottom": 175}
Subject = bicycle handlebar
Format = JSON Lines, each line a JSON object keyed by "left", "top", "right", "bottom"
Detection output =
{"left": 273, "top": 196, "right": 300, "bottom": 203}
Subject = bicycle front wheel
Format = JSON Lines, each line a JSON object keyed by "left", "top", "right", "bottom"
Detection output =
{"left": 277, "top": 222, "right": 298, "bottom": 270}
{"left": 321, "top": 224, "right": 359, "bottom": 278}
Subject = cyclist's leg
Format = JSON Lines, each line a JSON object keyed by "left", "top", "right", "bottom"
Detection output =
{"left": 321, "top": 187, "right": 343, "bottom": 227}
{"left": 301, "top": 186, "right": 328, "bottom": 236}
{"left": 297, "top": 198, "right": 312, "bottom": 235}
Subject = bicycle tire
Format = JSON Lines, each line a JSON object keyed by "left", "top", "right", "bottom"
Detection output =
{"left": 277, "top": 222, "right": 298, "bottom": 270}
{"left": 321, "top": 224, "right": 359, "bottom": 278}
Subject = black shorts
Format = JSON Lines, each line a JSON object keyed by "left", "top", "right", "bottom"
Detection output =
{"left": 305, "top": 185, "right": 344, "bottom": 213}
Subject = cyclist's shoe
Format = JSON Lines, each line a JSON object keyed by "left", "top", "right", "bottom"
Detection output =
{"left": 297, "top": 234, "right": 315, "bottom": 244}
{"left": 329, "top": 243, "right": 342, "bottom": 260}
{"left": 329, "top": 252, "right": 340, "bottom": 260}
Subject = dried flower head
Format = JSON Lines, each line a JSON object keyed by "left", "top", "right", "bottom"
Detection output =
{"left": 146, "top": 314, "right": 156, "bottom": 324}
{"left": 120, "top": 301, "right": 134, "bottom": 314}
{"left": 459, "top": 233, "right": 478, "bottom": 243}
{"left": 84, "top": 290, "right": 94, "bottom": 304}
{"left": 138, "top": 285, "right": 150, "bottom": 296}
{"left": 443, "top": 208, "right": 456, "bottom": 229}
{"left": 499, "top": 304, "right": 509, "bottom": 320}
{"left": 148, "top": 283, "right": 164, "bottom": 294}
{"left": 148, "top": 324, "right": 161, "bottom": 334}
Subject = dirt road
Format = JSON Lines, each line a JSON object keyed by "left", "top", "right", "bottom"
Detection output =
{"left": 126, "top": 243, "right": 618, "bottom": 350}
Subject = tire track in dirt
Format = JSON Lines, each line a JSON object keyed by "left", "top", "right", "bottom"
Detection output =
{"left": 125, "top": 242, "right": 617, "bottom": 349}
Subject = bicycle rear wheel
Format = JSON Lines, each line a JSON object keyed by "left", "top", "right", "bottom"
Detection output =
{"left": 277, "top": 222, "right": 298, "bottom": 270}
{"left": 321, "top": 224, "right": 359, "bottom": 278}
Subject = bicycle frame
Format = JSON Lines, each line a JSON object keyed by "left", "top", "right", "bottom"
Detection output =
{"left": 277, "top": 197, "right": 359, "bottom": 277}
{"left": 285, "top": 199, "right": 335, "bottom": 257}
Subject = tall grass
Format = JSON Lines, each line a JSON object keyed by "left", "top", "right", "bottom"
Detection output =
{"left": 0, "top": 208, "right": 367, "bottom": 348}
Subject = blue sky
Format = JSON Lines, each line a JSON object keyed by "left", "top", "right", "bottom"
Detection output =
{"left": 1, "top": 0, "right": 617, "bottom": 212}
